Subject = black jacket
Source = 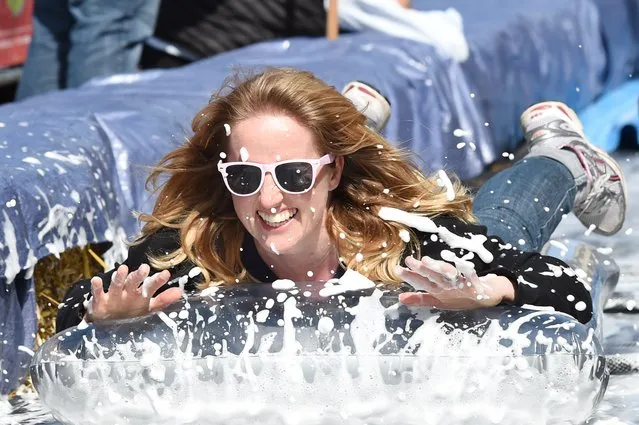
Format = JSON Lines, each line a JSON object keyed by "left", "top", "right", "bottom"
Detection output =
{"left": 56, "top": 216, "right": 593, "bottom": 332}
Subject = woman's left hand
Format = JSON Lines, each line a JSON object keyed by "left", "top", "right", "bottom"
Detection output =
{"left": 394, "top": 255, "right": 515, "bottom": 309}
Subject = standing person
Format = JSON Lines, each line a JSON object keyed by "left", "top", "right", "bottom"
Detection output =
{"left": 55, "top": 68, "right": 626, "bottom": 331}
{"left": 16, "top": 0, "right": 159, "bottom": 100}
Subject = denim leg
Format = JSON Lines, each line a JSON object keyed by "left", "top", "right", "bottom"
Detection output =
{"left": 15, "top": 0, "right": 72, "bottom": 100}
{"left": 473, "top": 156, "right": 576, "bottom": 252}
{"left": 67, "top": 0, "right": 160, "bottom": 88}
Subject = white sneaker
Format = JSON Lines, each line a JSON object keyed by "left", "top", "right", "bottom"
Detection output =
{"left": 342, "top": 81, "right": 391, "bottom": 133}
{"left": 520, "top": 101, "right": 627, "bottom": 236}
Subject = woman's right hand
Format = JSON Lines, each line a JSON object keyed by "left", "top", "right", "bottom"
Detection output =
{"left": 86, "top": 263, "right": 183, "bottom": 322}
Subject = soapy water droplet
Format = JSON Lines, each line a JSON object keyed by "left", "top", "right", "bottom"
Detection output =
{"left": 317, "top": 316, "right": 334, "bottom": 334}
{"left": 453, "top": 129, "right": 472, "bottom": 138}
{"left": 240, "top": 147, "right": 249, "bottom": 162}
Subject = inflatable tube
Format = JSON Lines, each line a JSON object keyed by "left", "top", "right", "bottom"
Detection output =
{"left": 31, "top": 240, "right": 616, "bottom": 425}
{"left": 578, "top": 79, "right": 639, "bottom": 152}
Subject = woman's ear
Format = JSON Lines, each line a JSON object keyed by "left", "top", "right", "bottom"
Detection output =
{"left": 328, "top": 156, "right": 344, "bottom": 191}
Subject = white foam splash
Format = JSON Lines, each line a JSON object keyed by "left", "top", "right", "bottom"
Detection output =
{"left": 378, "top": 207, "right": 494, "bottom": 263}
{"left": 272, "top": 279, "right": 296, "bottom": 291}
{"left": 2, "top": 211, "right": 20, "bottom": 282}
{"left": 436, "top": 170, "right": 456, "bottom": 201}
{"left": 240, "top": 147, "right": 249, "bottom": 162}
{"left": 22, "top": 156, "right": 41, "bottom": 165}
{"left": 43, "top": 151, "right": 86, "bottom": 165}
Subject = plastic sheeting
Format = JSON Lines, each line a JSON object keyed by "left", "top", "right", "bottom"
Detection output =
{"left": 329, "top": 0, "right": 470, "bottom": 61}
{"left": 590, "top": 0, "right": 639, "bottom": 90}
{"left": 0, "top": 0, "right": 616, "bottom": 394}
{"left": 579, "top": 80, "right": 639, "bottom": 152}
{"left": 413, "top": 0, "right": 606, "bottom": 155}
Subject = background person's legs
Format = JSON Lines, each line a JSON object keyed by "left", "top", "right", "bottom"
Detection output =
{"left": 67, "top": 0, "right": 160, "bottom": 88}
{"left": 15, "top": 0, "right": 71, "bottom": 100}
{"left": 473, "top": 156, "right": 576, "bottom": 251}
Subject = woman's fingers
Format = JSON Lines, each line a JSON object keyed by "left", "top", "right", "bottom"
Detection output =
{"left": 403, "top": 256, "right": 460, "bottom": 290}
{"left": 395, "top": 265, "right": 440, "bottom": 292}
{"left": 109, "top": 264, "right": 129, "bottom": 296}
{"left": 124, "top": 263, "right": 151, "bottom": 292}
{"left": 150, "top": 287, "right": 184, "bottom": 312}
{"left": 88, "top": 267, "right": 177, "bottom": 321}
{"left": 90, "top": 276, "right": 105, "bottom": 304}
{"left": 417, "top": 256, "right": 460, "bottom": 284}
{"left": 141, "top": 269, "right": 172, "bottom": 298}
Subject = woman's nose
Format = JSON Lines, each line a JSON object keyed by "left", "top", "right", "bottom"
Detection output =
{"left": 258, "top": 173, "right": 284, "bottom": 207}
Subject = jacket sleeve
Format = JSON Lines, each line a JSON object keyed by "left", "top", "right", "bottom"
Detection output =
{"left": 55, "top": 228, "right": 192, "bottom": 332}
{"left": 415, "top": 216, "right": 593, "bottom": 324}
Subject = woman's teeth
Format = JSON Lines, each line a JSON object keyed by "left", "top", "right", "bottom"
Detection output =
{"left": 257, "top": 209, "right": 298, "bottom": 226}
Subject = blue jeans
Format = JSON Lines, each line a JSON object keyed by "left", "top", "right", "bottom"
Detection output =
{"left": 16, "top": 0, "right": 159, "bottom": 100}
{"left": 473, "top": 156, "right": 577, "bottom": 252}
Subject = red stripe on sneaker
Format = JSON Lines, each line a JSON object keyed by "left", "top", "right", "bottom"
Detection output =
{"left": 557, "top": 104, "right": 573, "bottom": 121}
{"left": 357, "top": 85, "right": 375, "bottom": 98}
{"left": 530, "top": 104, "right": 553, "bottom": 112}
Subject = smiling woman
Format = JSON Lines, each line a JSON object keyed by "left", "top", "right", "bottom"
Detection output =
{"left": 55, "top": 67, "right": 627, "bottom": 332}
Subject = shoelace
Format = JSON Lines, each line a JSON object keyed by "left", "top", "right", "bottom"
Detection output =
{"left": 572, "top": 144, "right": 616, "bottom": 214}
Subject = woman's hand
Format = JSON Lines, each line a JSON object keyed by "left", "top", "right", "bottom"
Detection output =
{"left": 86, "top": 264, "right": 183, "bottom": 322}
{"left": 394, "top": 255, "right": 515, "bottom": 309}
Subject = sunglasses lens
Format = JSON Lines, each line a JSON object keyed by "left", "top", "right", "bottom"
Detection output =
{"left": 225, "top": 164, "right": 262, "bottom": 195}
{"left": 275, "top": 162, "right": 314, "bottom": 193}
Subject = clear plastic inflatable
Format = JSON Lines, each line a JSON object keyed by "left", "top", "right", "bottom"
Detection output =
{"left": 30, "top": 240, "right": 617, "bottom": 425}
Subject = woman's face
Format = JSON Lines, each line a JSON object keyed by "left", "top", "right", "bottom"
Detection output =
{"left": 225, "top": 113, "right": 342, "bottom": 256}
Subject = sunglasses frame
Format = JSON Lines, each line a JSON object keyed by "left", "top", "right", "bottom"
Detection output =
{"left": 217, "top": 153, "right": 335, "bottom": 197}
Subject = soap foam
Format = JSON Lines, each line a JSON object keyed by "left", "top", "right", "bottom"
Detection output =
{"left": 32, "top": 277, "right": 605, "bottom": 425}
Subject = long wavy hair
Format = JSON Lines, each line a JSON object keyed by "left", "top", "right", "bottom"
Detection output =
{"left": 137, "top": 67, "right": 476, "bottom": 287}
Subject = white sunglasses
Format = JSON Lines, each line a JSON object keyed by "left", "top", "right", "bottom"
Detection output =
{"left": 217, "top": 154, "right": 335, "bottom": 197}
